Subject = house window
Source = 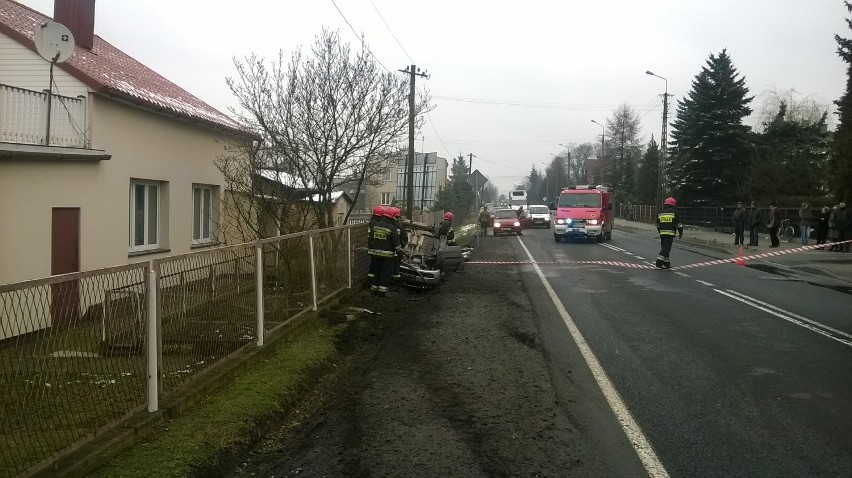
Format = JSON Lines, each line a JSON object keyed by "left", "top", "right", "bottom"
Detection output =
{"left": 193, "top": 185, "right": 215, "bottom": 244}
{"left": 381, "top": 192, "right": 392, "bottom": 205}
{"left": 130, "top": 181, "right": 160, "bottom": 251}
{"left": 382, "top": 169, "right": 391, "bottom": 181}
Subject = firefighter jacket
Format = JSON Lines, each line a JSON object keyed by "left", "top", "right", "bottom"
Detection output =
{"left": 367, "top": 217, "right": 400, "bottom": 257}
{"left": 437, "top": 220, "right": 455, "bottom": 245}
{"left": 656, "top": 205, "right": 683, "bottom": 237}
{"left": 397, "top": 220, "right": 409, "bottom": 249}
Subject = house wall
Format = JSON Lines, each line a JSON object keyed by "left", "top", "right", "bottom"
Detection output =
{"left": 0, "top": 95, "right": 230, "bottom": 285}
{"left": 0, "top": 30, "right": 88, "bottom": 98}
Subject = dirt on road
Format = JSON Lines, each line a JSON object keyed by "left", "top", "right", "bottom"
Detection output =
{"left": 201, "top": 235, "right": 632, "bottom": 477}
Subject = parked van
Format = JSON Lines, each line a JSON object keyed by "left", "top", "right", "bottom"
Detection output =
{"left": 553, "top": 185, "right": 614, "bottom": 243}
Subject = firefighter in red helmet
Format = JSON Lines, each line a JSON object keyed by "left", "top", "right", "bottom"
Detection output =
{"left": 387, "top": 207, "right": 408, "bottom": 283}
{"left": 366, "top": 205, "right": 400, "bottom": 296}
{"left": 437, "top": 211, "right": 456, "bottom": 247}
{"left": 655, "top": 197, "right": 683, "bottom": 269}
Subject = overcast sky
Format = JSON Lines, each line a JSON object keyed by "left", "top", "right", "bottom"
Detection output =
{"left": 20, "top": 0, "right": 851, "bottom": 194}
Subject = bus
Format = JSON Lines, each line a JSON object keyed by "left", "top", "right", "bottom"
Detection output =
{"left": 508, "top": 190, "right": 528, "bottom": 210}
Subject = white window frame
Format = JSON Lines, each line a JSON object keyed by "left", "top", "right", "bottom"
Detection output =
{"left": 381, "top": 192, "right": 392, "bottom": 205}
{"left": 192, "top": 185, "right": 215, "bottom": 245}
{"left": 129, "top": 180, "right": 160, "bottom": 252}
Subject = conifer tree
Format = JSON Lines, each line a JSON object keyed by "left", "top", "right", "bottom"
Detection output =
{"left": 669, "top": 49, "right": 753, "bottom": 205}
{"left": 636, "top": 136, "right": 660, "bottom": 204}
{"left": 833, "top": 1, "right": 852, "bottom": 201}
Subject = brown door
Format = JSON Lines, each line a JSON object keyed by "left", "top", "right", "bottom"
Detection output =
{"left": 51, "top": 208, "right": 80, "bottom": 325}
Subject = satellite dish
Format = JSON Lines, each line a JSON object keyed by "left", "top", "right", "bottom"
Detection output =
{"left": 34, "top": 22, "right": 75, "bottom": 63}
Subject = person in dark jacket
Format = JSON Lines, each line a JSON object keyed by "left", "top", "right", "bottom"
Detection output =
{"left": 367, "top": 206, "right": 400, "bottom": 296}
{"left": 732, "top": 201, "right": 746, "bottom": 246}
{"left": 837, "top": 202, "right": 851, "bottom": 252}
{"left": 798, "top": 202, "right": 814, "bottom": 246}
{"left": 655, "top": 197, "right": 683, "bottom": 269}
{"left": 747, "top": 201, "right": 763, "bottom": 246}
{"left": 388, "top": 207, "right": 408, "bottom": 281}
{"left": 766, "top": 203, "right": 780, "bottom": 247}
{"left": 816, "top": 205, "right": 831, "bottom": 247}
{"left": 367, "top": 205, "right": 385, "bottom": 284}
{"left": 437, "top": 211, "right": 455, "bottom": 247}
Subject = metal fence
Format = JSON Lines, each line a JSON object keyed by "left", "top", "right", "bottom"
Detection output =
{"left": 0, "top": 223, "right": 368, "bottom": 477}
{"left": 617, "top": 204, "right": 811, "bottom": 234}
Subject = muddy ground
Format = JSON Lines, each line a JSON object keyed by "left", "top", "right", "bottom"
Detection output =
{"left": 200, "top": 237, "right": 621, "bottom": 477}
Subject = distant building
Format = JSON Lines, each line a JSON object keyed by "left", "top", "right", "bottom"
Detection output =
{"left": 344, "top": 152, "right": 448, "bottom": 218}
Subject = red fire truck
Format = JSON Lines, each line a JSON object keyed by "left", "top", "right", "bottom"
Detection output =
{"left": 552, "top": 185, "right": 614, "bottom": 243}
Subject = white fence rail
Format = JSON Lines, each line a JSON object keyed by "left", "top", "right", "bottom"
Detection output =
{"left": 0, "top": 84, "right": 87, "bottom": 148}
{"left": 0, "top": 223, "right": 369, "bottom": 477}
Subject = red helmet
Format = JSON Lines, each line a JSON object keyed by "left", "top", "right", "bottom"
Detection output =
{"left": 382, "top": 206, "right": 396, "bottom": 218}
{"left": 387, "top": 206, "right": 401, "bottom": 219}
{"left": 443, "top": 211, "right": 454, "bottom": 221}
{"left": 372, "top": 205, "right": 385, "bottom": 216}
{"left": 664, "top": 197, "right": 676, "bottom": 207}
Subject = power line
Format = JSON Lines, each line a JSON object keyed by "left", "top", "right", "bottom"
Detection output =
{"left": 425, "top": 112, "right": 453, "bottom": 158}
{"left": 433, "top": 95, "right": 634, "bottom": 111}
{"left": 369, "top": 0, "right": 415, "bottom": 64}
{"left": 330, "top": 0, "right": 391, "bottom": 73}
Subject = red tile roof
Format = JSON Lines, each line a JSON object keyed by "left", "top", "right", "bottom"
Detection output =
{"left": 0, "top": 0, "right": 255, "bottom": 138}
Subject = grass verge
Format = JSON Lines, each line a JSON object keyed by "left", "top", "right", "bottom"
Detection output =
{"left": 87, "top": 318, "right": 342, "bottom": 478}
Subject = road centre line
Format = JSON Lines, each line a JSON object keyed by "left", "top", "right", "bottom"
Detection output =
{"left": 516, "top": 237, "right": 670, "bottom": 478}
{"left": 695, "top": 280, "right": 715, "bottom": 287}
{"left": 712, "top": 289, "right": 852, "bottom": 348}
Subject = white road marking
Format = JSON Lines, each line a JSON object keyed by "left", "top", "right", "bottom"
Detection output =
{"left": 517, "top": 237, "right": 670, "bottom": 478}
{"left": 635, "top": 256, "right": 646, "bottom": 260}
{"left": 695, "top": 280, "right": 715, "bottom": 287}
{"left": 718, "top": 289, "right": 852, "bottom": 345}
{"left": 674, "top": 272, "right": 690, "bottom": 278}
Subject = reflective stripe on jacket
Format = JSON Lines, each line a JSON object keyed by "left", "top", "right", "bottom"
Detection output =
{"left": 656, "top": 205, "right": 683, "bottom": 237}
{"left": 367, "top": 217, "right": 400, "bottom": 257}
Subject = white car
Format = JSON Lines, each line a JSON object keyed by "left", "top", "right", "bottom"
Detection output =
{"left": 527, "top": 205, "right": 551, "bottom": 228}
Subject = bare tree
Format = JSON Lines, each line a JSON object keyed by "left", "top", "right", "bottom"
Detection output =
{"left": 218, "top": 29, "right": 430, "bottom": 239}
{"left": 755, "top": 88, "right": 832, "bottom": 131}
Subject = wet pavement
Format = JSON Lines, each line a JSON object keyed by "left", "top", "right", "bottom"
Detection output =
{"left": 617, "top": 219, "right": 852, "bottom": 286}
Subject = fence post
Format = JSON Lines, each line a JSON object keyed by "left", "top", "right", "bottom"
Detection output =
{"left": 255, "top": 244, "right": 264, "bottom": 347}
{"left": 309, "top": 233, "right": 318, "bottom": 311}
{"left": 146, "top": 261, "right": 159, "bottom": 413}
{"left": 347, "top": 227, "right": 352, "bottom": 289}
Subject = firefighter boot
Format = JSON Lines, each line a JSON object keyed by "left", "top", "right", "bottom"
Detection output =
{"left": 664, "top": 259, "right": 671, "bottom": 269}
{"left": 655, "top": 257, "right": 664, "bottom": 269}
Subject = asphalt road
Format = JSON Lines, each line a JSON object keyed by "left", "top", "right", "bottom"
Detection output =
{"left": 511, "top": 225, "right": 852, "bottom": 477}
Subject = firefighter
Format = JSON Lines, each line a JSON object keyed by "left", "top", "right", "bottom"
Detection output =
{"left": 437, "top": 211, "right": 456, "bottom": 247}
{"left": 367, "top": 205, "right": 385, "bottom": 285}
{"left": 655, "top": 196, "right": 683, "bottom": 269}
{"left": 388, "top": 207, "right": 408, "bottom": 282}
{"left": 366, "top": 205, "right": 400, "bottom": 296}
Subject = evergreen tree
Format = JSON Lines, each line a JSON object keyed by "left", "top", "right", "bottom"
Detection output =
{"left": 433, "top": 156, "right": 474, "bottom": 217}
{"left": 606, "top": 104, "right": 643, "bottom": 199}
{"left": 636, "top": 136, "right": 660, "bottom": 204}
{"left": 743, "top": 103, "right": 828, "bottom": 204}
{"left": 669, "top": 49, "right": 753, "bottom": 205}
{"left": 833, "top": 1, "right": 852, "bottom": 202}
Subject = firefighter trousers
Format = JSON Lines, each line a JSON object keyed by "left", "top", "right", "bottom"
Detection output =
{"left": 657, "top": 235, "right": 674, "bottom": 268}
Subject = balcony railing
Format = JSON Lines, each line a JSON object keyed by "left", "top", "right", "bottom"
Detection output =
{"left": 0, "top": 83, "right": 87, "bottom": 148}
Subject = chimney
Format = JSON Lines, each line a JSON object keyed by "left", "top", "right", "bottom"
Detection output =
{"left": 54, "top": 0, "right": 96, "bottom": 50}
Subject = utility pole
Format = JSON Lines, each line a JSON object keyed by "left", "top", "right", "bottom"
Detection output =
{"left": 398, "top": 65, "right": 429, "bottom": 218}
{"left": 646, "top": 70, "right": 670, "bottom": 207}
{"left": 468, "top": 152, "right": 477, "bottom": 210}
{"left": 591, "top": 120, "right": 606, "bottom": 185}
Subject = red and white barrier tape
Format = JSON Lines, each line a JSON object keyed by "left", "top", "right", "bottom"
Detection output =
{"left": 466, "top": 239, "right": 852, "bottom": 271}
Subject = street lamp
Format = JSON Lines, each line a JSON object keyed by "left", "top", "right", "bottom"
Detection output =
{"left": 646, "top": 70, "right": 669, "bottom": 208}
{"left": 590, "top": 119, "right": 607, "bottom": 185}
